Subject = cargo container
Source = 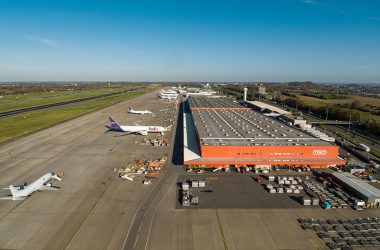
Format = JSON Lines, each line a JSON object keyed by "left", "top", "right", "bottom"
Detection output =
{"left": 190, "top": 196, "right": 199, "bottom": 205}
{"left": 267, "top": 176, "right": 275, "bottom": 182}
{"left": 312, "top": 198, "right": 320, "bottom": 205}
{"left": 191, "top": 180, "right": 199, "bottom": 188}
{"left": 294, "top": 189, "right": 300, "bottom": 194}
{"left": 198, "top": 181, "right": 206, "bottom": 187}
{"left": 277, "top": 187, "right": 284, "bottom": 193}
{"left": 285, "top": 188, "right": 292, "bottom": 193}
{"left": 302, "top": 197, "right": 311, "bottom": 205}
{"left": 269, "top": 188, "right": 276, "bottom": 194}
{"left": 182, "top": 182, "right": 190, "bottom": 191}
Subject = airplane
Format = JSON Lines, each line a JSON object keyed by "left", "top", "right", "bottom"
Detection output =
{"left": 158, "top": 95, "right": 177, "bottom": 100}
{"left": 120, "top": 173, "right": 140, "bottom": 181}
{"left": 128, "top": 107, "right": 152, "bottom": 115}
{"left": 107, "top": 117, "right": 172, "bottom": 135}
{"left": 0, "top": 172, "right": 62, "bottom": 201}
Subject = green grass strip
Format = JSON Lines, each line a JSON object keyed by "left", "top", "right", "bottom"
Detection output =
{"left": 0, "top": 87, "right": 157, "bottom": 143}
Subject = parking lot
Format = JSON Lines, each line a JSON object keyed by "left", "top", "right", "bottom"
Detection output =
{"left": 299, "top": 217, "right": 380, "bottom": 249}
{"left": 176, "top": 174, "right": 314, "bottom": 209}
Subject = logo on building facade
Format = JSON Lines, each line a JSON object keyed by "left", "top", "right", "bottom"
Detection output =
{"left": 313, "top": 149, "right": 327, "bottom": 156}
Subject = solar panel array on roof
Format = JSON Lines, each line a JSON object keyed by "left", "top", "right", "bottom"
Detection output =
{"left": 189, "top": 96, "right": 246, "bottom": 109}
{"left": 192, "top": 109, "right": 331, "bottom": 146}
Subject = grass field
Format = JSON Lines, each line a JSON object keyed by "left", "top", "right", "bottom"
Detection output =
{"left": 0, "top": 87, "right": 126, "bottom": 112}
{"left": 297, "top": 94, "right": 380, "bottom": 106}
{"left": 0, "top": 87, "right": 157, "bottom": 142}
{"left": 294, "top": 94, "right": 380, "bottom": 123}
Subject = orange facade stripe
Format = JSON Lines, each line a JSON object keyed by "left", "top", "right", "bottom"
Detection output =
{"left": 183, "top": 160, "right": 345, "bottom": 166}
{"left": 201, "top": 145, "right": 340, "bottom": 159}
{"left": 191, "top": 107, "right": 252, "bottom": 110}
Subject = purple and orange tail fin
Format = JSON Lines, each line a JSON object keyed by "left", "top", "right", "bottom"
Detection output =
{"left": 109, "top": 117, "right": 122, "bottom": 130}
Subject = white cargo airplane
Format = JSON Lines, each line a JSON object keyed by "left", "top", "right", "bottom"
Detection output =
{"left": 107, "top": 117, "right": 172, "bottom": 135}
{"left": 0, "top": 172, "right": 62, "bottom": 201}
{"left": 159, "top": 95, "right": 177, "bottom": 100}
{"left": 128, "top": 107, "right": 152, "bottom": 115}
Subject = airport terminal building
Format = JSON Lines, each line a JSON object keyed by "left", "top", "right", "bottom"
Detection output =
{"left": 183, "top": 96, "right": 345, "bottom": 169}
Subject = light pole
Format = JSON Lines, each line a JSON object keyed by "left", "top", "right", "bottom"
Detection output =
{"left": 348, "top": 115, "right": 352, "bottom": 132}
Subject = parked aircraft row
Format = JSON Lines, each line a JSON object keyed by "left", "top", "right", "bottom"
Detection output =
{"left": 157, "top": 89, "right": 178, "bottom": 99}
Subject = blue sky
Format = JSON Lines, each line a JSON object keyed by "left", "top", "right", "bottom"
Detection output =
{"left": 0, "top": 0, "right": 380, "bottom": 83}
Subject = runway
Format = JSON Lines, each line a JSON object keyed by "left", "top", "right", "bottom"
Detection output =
{"left": 0, "top": 90, "right": 177, "bottom": 249}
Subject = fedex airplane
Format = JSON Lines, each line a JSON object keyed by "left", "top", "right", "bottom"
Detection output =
{"left": 128, "top": 107, "right": 152, "bottom": 115}
{"left": 107, "top": 117, "right": 172, "bottom": 135}
{"left": 0, "top": 172, "right": 62, "bottom": 201}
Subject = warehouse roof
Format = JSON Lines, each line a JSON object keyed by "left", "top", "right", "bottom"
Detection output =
{"left": 332, "top": 172, "right": 380, "bottom": 200}
{"left": 189, "top": 96, "right": 249, "bottom": 110}
{"left": 192, "top": 109, "right": 331, "bottom": 146}
{"left": 246, "top": 101, "right": 291, "bottom": 115}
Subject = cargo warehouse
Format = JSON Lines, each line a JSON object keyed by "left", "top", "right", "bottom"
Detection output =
{"left": 332, "top": 172, "right": 380, "bottom": 205}
{"left": 183, "top": 96, "right": 345, "bottom": 168}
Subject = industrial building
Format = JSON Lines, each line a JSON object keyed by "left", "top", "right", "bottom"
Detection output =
{"left": 245, "top": 101, "right": 291, "bottom": 116}
{"left": 183, "top": 96, "right": 345, "bottom": 168}
{"left": 343, "top": 165, "right": 366, "bottom": 174}
{"left": 332, "top": 172, "right": 380, "bottom": 205}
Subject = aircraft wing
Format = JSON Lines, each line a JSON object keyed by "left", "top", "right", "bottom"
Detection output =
{"left": 137, "top": 131, "right": 148, "bottom": 135}
{"left": 115, "top": 132, "right": 134, "bottom": 137}
{"left": 38, "top": 185, "right": 60, "bottom": 191}
{"left": 0, "top": 196, "right": 14, "bottom": 200}
{"left": 0, "top": 196, "right": 25, "bottom": 200}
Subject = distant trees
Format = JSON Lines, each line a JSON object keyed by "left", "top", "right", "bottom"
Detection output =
{"left": 272, "top": 95, "right": 380, "bottom": 136}
{"left": 0, "top": 83, "right": 134, "bottom": 96}
{"left": 351, "top": 100, "right": 363, "bottom": 109}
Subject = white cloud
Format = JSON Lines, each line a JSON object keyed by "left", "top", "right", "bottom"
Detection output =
{"left": 40, "top": 38, "right": 59, "bottom": 47}
{"left": 26, "top": 36, "right": 60, "bottom": 48}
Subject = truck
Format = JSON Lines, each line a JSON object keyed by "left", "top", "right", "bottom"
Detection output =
{"left": 354, "top": 199, "right": 365, "bottom": 206}
{"left": 321, "top": 201, "right": 332, "bottom": 209}
{"left": 359, "top": 143, "right": 371, "bottom": 152}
